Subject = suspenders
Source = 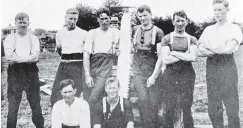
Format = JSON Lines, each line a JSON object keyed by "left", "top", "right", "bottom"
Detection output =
{"left": 91, "top": 28, "right": 117, "bottom": 55}
{"left": 13, "top": 33, "right": 33, "bottom": 55}
{"left": 133, "top": 25, "right": 157, "bottom": 52}
{"left": 103, "top": 97, "right": 124, "bottom": 119}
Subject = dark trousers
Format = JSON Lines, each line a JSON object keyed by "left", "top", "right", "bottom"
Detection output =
{"left": 7, "top": 63, "right": 44, "bottom": 128}
{"left": 132, "top": 51, "right": 161, "bottom": 128}
{"left": 206, "top": 54, "right": 240, "bottom": 128}
{"left": 50, "top": 61, "right": 84, "bottom": 107}
{"left": 161, "top": 61, "right": 195, "bottom": 128}
{"left": 83, "top": 53, "right": 114, "bottom": 127}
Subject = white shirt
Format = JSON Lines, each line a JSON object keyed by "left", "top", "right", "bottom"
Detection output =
{"left": 51, "top": 97, "right": 91, "bottom": 128}
{"left": 199, "top": 22, "right": 242, "bottom": 52}
{"left": 4, "top": 33, "right": 40, "bottom": 58}
{"left": 84, "top": 27, "right": 120, "bottom": 54}
{"left": 56, "top": 27, "right": 87, "bottom": 54}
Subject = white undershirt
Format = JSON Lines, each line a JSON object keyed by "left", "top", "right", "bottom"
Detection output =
{"left": 51, "top": 97, "right": 91, "bottom": 128}
{"left": 4, "top": 33, "right": 40, "bottom": 58}
{"left": 84, "top": 28, "right": 120, "bottom": 54}
{"left": 56, "top": 27, "right": 87, "bottom": 54}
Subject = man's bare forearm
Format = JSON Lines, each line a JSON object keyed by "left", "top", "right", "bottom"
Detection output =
{"left": 83, "top": 51, "right": 91, "bottom": 76}
{"left": 171, "top": 51, "right": 196, "bottom": 61}
{"left": 163, "top": 55, "right": 180, "bottom": 64}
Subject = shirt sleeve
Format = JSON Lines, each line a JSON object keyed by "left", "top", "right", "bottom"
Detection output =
{"left": 3, "top": 34, "right": 15, "bottom": 56}
{"left": 198, "top": 27, "right": 209, "bottom": 45}
{"left": 80, "top": 101, "right": 91, "bottom": 128}
{"left": 51, "top": 102, "right": 62, "bottom": 128}
{"left": 156, "top": 28, "right": 164, "bottom": 44}
{"left": 84, "top": 29, "right": 95, "bottom": 54}
{"left": 93, "top": 101, "right": 103, "bottom": 125}
{"left": 231, "top": 24, "right": 243, "bottom": 44}
{"left": 55, "top": 31, "right": 61, "bottom": 48}
{"left": 161, "top": 34, "right": 170, "bottom": 47}
{"left": 124, "top": 99, "right": 134, "bottom": 123}
{"left": 31, "top": 35, "right": 40, "bottom": 53}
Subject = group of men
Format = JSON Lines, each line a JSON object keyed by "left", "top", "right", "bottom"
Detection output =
{"left": 2, "top": 0, "right": 242, "bottom": 128}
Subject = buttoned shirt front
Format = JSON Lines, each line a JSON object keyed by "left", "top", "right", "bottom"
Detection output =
{"left": 51, "top": 97, "right": 91, "bottom": 128}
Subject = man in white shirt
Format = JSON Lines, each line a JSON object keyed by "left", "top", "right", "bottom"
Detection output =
{"left": 4, "top": 12, "right": 44, "bottom": 128}
{"left": 50, "top": 8, "right": 88, "bottom": 107}
{"left": 52, "top": 79, "right": 90, "bottom": 128}
{"left": 198, "top": 0, "right": 242, "bottom": 128}
{"left": 83, "top": 7, "right": 120, "bottom": 126}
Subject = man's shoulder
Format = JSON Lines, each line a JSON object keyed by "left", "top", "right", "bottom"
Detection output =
{"left": 75, "top": 97, "right": 89, "bottom": 106}
{"left": 229, "top": 23, "right": 242, "bottom": 31}
{"left": 75, "top": 27, "right": 88, "bottom": 33}
{"left": 4, "top": 33, "right": 15, "bottom": 40}
{"left": 133, "top": 25, "right": 141, "bottom": 32}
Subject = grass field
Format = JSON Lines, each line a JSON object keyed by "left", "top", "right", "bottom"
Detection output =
{"left": 1, "top": 46, "right": 243, "bottom": 128}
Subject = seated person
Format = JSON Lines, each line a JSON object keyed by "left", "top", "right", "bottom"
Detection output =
{"left": 51, "top": 79, "right": 91, "bottom": 128}
{"left": 93, "top": 77, "right": 134, "bottom": 128}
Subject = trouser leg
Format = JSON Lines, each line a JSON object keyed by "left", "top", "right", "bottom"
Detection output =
{"left": 25, "top": 71, "right": 44, "bottom": 128}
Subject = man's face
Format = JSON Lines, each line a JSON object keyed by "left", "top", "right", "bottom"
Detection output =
{"left": 137, "top": 10, "right": 152, "bottom": 26}
{"left": 61, "top": 85, "right": 76, "bottom": 102}
{"left": 173, "top": 15, "right": 188, "bottom": 33}
{"left": 65, "top": 14, "right": 78, "bottom": 30}
{"left": 213, "top": 3, "right": 228, "bottom": 22}
{"left": 98, "top": 13, "right": 110, "bottom": 30}
{"left": 15, "top": 18, "right": 29, "bottom": 33}
{"left": 105, "top": 82, "right": 119, "bottom": 99}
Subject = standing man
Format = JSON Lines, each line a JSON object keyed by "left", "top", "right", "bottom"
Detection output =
{"left": 93, "top": 77, "right": 134, "bottom": 128}
{"left": 50, "top": 8, "right": 87, "bottom": 107}
{"left": 52, "top": 79, "right": 90, "bottom": 128}
{"left": 83, "top": 7, "right": 120, "bottom": 125}
{"left": 4, "top": 12, "right": 44, "bottom": 128}
{"left": 132, "top": 5, "right": 164, "bottom": 128}
{"left": 198, "top": 0, "right": 242, "bottom": 127}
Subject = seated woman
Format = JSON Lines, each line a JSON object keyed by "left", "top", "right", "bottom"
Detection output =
{"left": 93, "top": 77, "right": 134, "bottom": 128}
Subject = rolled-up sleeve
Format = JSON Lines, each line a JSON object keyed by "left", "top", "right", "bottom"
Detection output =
{"left": 3, "top": 34, "right": 15, "bottom": 56}
{"left": 31, "top": 36, "right": 40, "bottom": 53}
{"left": 84, "top": 29, "right": 95, "bottom": 54}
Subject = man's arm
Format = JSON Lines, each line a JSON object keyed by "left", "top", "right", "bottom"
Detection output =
{"left": 207, "top": 39, "right": 240, "bottom": 54}
{"left": 146, "top": 43, "right": 162, "bottom": 87}
{"left": 83, "top": 51, "right": 94, "bottom": 87}
{"left": 198, "top": 42, "right": 215, "bottom": 57}
{"left": 51, "top": 103, "right": 62, "bottom": 128}
{"left": 55, "top": 32, "right": 62, "bottom": 56}
{"left": 162, "top": 46, "right": 180, "bottom": 64}
{"left": 170, "top": 45, "right": 198, "bottom": 62}
{"left": 124, "top": 99, "right": 134, "bottom": 128}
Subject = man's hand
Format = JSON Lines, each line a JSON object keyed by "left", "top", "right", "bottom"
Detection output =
{"left": 85, "top": 75, "right": 94, "bottom": 88}
{"left": 146, "top": 75, "right": 156, "bottom": 88}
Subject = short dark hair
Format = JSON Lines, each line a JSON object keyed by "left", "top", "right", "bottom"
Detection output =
{"left": 105, "top": 77, "right": 120, "bottom": 88}
{"left": 15, "top": 12, "right": 29, "bottom": 21}
{"left": 173, "top": 10, "right": 188, "bottom": 21}
{"left": 96, "top": 7, "right": 110, "bottom": 17}
{"left": 137, "top": 4, "right": 152, "bottom": 14}
{"left": 60, "top": 79, "right": 75, "bottom": 90}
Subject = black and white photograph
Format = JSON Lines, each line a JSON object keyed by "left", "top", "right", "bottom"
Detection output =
{"left": 1, "top": 0, "right": 243, "bottom": 127}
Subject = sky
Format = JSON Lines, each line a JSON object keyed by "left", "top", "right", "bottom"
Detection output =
{"left": 1, "top": 0, "right": 243, "bottom": 31}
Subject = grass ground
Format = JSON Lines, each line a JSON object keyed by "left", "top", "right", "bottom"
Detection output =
{"left": 1, "top": 46, "right": 243, "bottom": 128}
